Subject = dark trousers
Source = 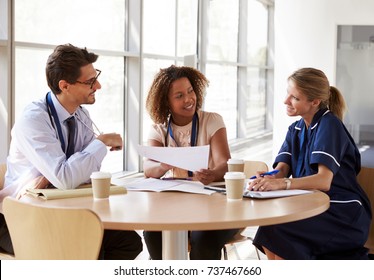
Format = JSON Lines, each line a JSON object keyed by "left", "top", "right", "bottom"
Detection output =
{"left": 99, "top": 229, "right": 143, "bottom": 260}
{"left": 0, "top": 213, "right": 143, "bottom": 259}
{"left": 0, "top": 214, "right": 14, "bottom": 255}
{"left": 144, "top": 228, "right": 240, "bottom": 260}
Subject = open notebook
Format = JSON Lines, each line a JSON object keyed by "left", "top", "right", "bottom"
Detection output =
{"left": 111, "top": 176, "right": 216, "bottom": 195}
{"left": 243, "top": 189, "right": 313, "bottom": 199}
{"left": 203, "top": 180, "right": 314, "bottom": 199}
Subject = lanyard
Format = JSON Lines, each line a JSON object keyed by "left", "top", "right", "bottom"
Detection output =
{"left": 46, "top": 92, "right": 66, "bottom": 152}
{"left": 166, "top": 112, "right": 199, "bottom": 177}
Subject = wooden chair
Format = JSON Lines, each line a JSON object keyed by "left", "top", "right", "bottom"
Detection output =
{"left": 222, "top": 160, "right": 269, "bottom": 260}
{"left": 0, "top": 163, "right": 6, "bottom": 187}
{"left": 357, "top": 166, "right": 374, "bottom": 257}
{"left": 2, "top": 196, "right": 104, "bottom": 259}
{"left": 243, "top": 160, "right": 269, "bottom": 179}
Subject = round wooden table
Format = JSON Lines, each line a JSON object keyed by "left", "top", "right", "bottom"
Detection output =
{"left": 19, "top": 190, "right": 330, "bottom": 259}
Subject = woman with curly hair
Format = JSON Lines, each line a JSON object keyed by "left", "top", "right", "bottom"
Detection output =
{"left": 143, "top": 65, "right": 239, "bottom": 260}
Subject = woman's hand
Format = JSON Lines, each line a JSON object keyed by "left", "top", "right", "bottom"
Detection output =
{"left": 248, "top": 176, "right": 285, "bottom": 192}
{"left": 194, "top": 169, "right": 216, "bottom": 185}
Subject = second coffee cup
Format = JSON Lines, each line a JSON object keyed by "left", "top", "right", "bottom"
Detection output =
{"left": 227, "top": 159, "right": 244, "bottom": 172}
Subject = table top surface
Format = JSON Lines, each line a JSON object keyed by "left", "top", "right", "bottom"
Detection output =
{"left": 18, "top": 190, "right": 330, "bottom": 231}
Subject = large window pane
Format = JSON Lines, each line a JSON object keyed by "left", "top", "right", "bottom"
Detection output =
{"left": 15, "top": 0, "right": 125, "bottom": 51}
{"left": 204, "top": 64, "right": 237, "bottom": 140}
{"left": 244, "top": 68, "right": 266, "bottom": 135}
{"left": 89, "top": 56, "right": 124, "bottom": 172}
{"left": 14, "top": 48, "right": 52, "bottom": 118}
{"left": 143, "top": 0, "right": 175, "bottom": 55}
{"left": 207, "top": 0, "right": 239, "bottom": 62}
{"left": 247, "top": 0, "right": 268, "bottom": 65}
{"left": 0, "top": 0, "right": 7, "bottom": 40}
{"left": 177, "top": 0, "right": 198, "bottom": 56}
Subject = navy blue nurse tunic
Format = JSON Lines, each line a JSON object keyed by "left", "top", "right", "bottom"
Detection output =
{"left": 253, "top": 108, "right": 372, "bottom": 259}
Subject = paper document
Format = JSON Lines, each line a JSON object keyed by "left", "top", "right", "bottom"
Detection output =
{"left": 111, "top": 176, "right": 215, "bottom": 195}
{"left": 137, "top": 145, "right": 209, "bottom": 171}
{"left": 243, "top": 189, "right": 313, "bottom": 199}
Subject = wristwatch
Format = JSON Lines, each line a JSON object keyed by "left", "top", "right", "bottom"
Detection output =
{"left": 284, "top": 178, "right": 291, "bottom": 190}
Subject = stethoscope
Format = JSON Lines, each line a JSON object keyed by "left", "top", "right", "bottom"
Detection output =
{"left": 46, "top": 92, "right": 102, "bottom": 152}
{"left": 166, "top": 112, "right": 199, "bottom": 177}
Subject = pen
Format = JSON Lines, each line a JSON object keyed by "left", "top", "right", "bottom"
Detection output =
{"left": 162, "top": 177, "right": 193, "bottom": 181}
{"left": 250, "top": 170, "right": 279, "bottom": 179}
{"left": 204, "top": 186, "right": 226, "bottom": 193}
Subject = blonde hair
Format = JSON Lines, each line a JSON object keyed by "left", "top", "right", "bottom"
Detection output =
{"left": 288, "top": 68, "right": 347, "bottom": 121}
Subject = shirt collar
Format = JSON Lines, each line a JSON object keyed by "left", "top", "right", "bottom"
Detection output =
{"left": 50, "top": 93, "right": 75, "bottom": 122}
{"left": 309, "top": 108, "right": 329, "bottom": 129}
{"left": 295, "top": 108, "right": 330, "bottom": 131}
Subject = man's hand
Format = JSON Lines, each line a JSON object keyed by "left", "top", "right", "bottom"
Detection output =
{"left": 97, "top": 133, "right": 123, "bottom": 151}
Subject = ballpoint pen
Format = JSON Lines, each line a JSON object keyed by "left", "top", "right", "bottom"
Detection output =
{"left": 204, "top": 186, "right": 226, "bottom": 193}
{"left": 250, "top": 170, "right": 279, "bottom": 179}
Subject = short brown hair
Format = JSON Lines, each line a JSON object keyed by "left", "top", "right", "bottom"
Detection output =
{"left": 46, "top": 44, "right": 98, "bottom": 94}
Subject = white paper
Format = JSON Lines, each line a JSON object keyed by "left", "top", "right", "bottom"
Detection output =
{"left": 111, "top": 177, "right": 215, "bottom": 195}
{"left": 243, "top": 189, "right": 313, "bottom": 199}
{"left": 137, "top": 145, "right": 209, "bottom": 171}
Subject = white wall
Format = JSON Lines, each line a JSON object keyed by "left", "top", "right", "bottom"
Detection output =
{"left": 273, "top": 0, "right": 374, "bottom": 158}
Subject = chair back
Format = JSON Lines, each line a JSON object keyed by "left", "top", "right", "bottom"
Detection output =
{"left": 357, "top": 166, "right": 374, "bottom": 255}
{"left": 2, "top": 197, "right": 104, "bottom": 259}
{"left": 0, "top": 163, "right": 6, "bottom": 190}
{"left": 243, "top": 160, "right": 269, "bottom": 179}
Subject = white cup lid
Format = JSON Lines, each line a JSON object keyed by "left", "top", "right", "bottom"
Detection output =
{"left": 224, "top": 172, "right": 245, "bottom": 179}
{"left": 227, "top": 159, "right": 244, "bottom": 164}
{"left": 90, "top": 171, "right": 112, "bottom": 179}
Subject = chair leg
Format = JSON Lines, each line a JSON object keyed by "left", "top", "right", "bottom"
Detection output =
{"left": 222, "top": 232, "right": 262, "bottom": 260}
{"left": 248, "top": 236, "right": 261, "bottom": 260}
{"left": 223, "top": 245, "right": 228, "bottom": 260}
{"left": 254, "top": 246, "right": 261, "bottom": 260}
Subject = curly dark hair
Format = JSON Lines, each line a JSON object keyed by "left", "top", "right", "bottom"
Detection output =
{"left": 145, "top": 65, "right": 209, "bottom": 124}
{"left": 46, "top": 43, "right": 98, "bottom": 94}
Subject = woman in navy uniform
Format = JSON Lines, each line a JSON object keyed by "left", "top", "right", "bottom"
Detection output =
{"left": 249, "top": 67, "right": 371, "bottom": 259}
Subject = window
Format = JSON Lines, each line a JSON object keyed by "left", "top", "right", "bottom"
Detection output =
{"left": 15, "top": 0, "right": 125, "bottom": 51}
{"left": 3, "top": 0, "right": 274, "bottom": 172}
{"left": 13, "top": 0, "right": 126, "bottom": 172}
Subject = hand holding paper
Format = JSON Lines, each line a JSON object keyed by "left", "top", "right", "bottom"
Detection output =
{"left": 137, "top": 145, "right": 209, "bottom": 171}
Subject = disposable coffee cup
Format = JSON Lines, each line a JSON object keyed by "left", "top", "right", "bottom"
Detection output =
{"left": 90, "top": 171, "right": 112, "bottom": 199}
{"left": 227, "top": 159, "right": 244, "bottom": 172}
{"left": 224, "top": 172, "right": 245, "bottom": 201}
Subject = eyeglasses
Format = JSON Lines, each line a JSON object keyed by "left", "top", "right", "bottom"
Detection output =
{"left": 75, "top": 69, "right": 101, "bottom": 89}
